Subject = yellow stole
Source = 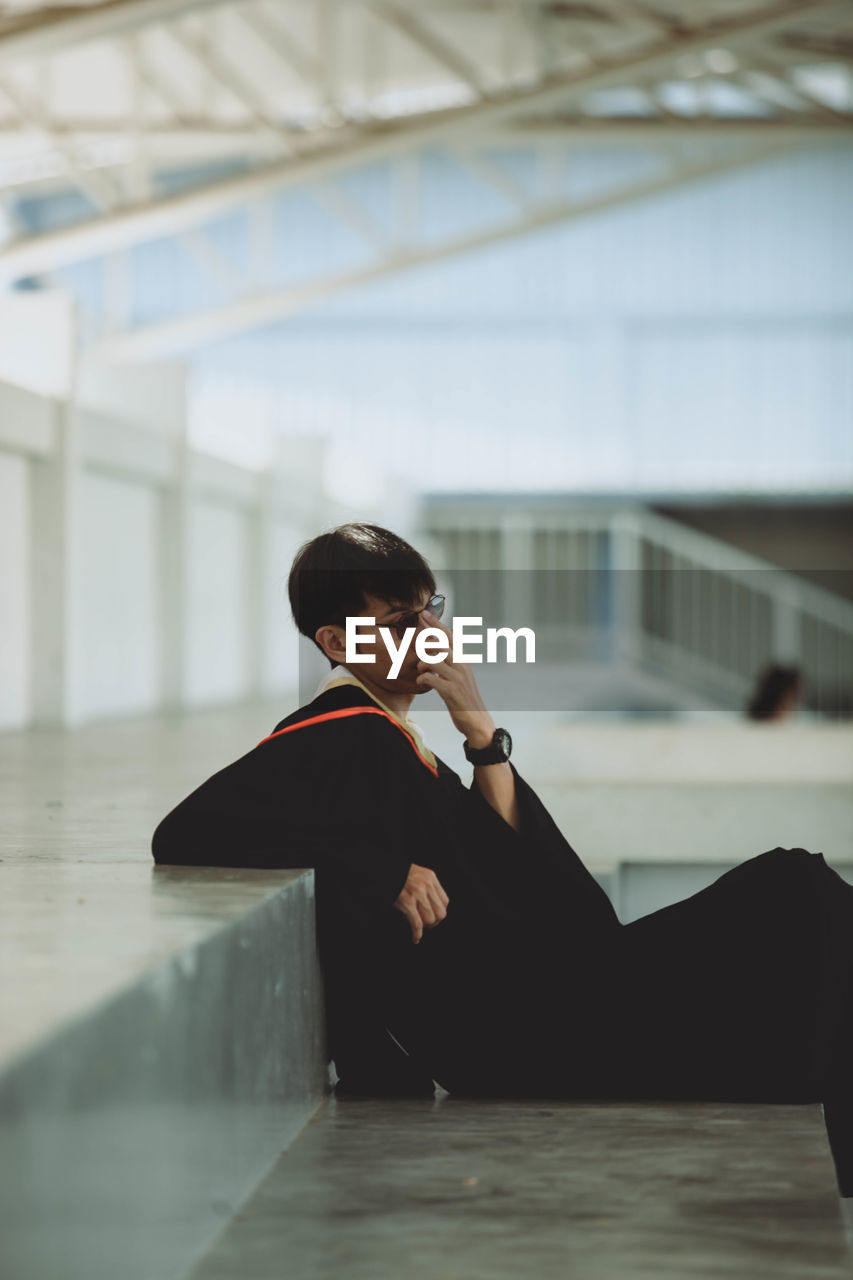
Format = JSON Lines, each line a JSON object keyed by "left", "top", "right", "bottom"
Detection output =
{"left": 322, "top": 672, "right": 438, "bottom": 772}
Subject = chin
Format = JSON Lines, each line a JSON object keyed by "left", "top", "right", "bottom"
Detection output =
{"left": 385, "top": 670, "right": 419, "bottom": 689}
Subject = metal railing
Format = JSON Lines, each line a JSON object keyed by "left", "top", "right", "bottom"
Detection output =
{"left": 421, "top": 503, "right": 853, "bottom": 719}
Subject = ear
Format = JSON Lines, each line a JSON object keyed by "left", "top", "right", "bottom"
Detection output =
{"left": 314, "top": 623, "right": 347, "bottom": 664}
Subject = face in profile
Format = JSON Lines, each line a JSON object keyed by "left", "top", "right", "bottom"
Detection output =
{"left": 347, "top": 589, "right": 443, "bottom": 697}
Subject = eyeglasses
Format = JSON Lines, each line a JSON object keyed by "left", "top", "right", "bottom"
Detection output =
{"left": 385, "top": 594, "right": 446, "bottom": 640}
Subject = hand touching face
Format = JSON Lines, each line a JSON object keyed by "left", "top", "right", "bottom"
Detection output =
{"left": 415, "top": 609, "right": 495, "bottom": 745}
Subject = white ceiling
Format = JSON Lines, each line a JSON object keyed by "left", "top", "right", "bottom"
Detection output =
{"left": 0, "top": 1, "right": 849, "bottom": 192}
{"left": 0, "top": 0, "right": 850, "bottom": 352}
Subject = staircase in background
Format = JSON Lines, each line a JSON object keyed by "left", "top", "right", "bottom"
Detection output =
{"left": 421, "top": 499, "right": 853, "bottom": 720}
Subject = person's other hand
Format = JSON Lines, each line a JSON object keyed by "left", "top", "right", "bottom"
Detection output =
{"left": 394, "top": 863, "right": 450, "bottom": 944}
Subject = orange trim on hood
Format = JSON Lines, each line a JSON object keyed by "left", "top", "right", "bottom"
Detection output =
{"left": 257, "top": 704, "right": 439, "bottom": 778}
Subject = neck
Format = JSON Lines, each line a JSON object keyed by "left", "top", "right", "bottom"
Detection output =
{"left": 338, "top": 665, "right": 415, "bottom": 721}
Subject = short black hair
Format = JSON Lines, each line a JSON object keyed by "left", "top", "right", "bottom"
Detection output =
{"left": 746, "top": 662, "right": 803, "bottom": 720}
{"left": 288, "top": 523, "right": 437, "bottom": 668}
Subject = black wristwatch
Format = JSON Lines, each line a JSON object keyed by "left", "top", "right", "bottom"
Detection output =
{"left": 463, "top": 727, "right": 512, "bottom": 766}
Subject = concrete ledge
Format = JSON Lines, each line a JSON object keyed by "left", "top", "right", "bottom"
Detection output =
{"left": 522, "top": 722, "right": 853, "bottom": 784}
{"left": 0, "top": 858, "right": 319, "bottom": 1068}
{"left": 0, "top": 868, "right": 327, "bottom": 1280}
{"left": 0, "top": 704, "right": 332, "bottom": 1280}
{"left": 522, "top": 780, "right": 853, "bottom": 885}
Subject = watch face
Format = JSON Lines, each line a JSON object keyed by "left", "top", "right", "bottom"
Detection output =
{"left": 496, "top": 728, "right": 512, "bottom": 757}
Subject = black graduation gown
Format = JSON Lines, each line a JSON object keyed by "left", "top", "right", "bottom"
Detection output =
{"left": 150, "top": 683, "right": 853, "bottom": 1140}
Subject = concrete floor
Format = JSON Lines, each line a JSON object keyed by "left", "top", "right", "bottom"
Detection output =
{"left": 191, "top": 1096, "right": 853, "bottom": 1280}
{"left": 3, "top": 700, "right": 853, "bottom": 1278}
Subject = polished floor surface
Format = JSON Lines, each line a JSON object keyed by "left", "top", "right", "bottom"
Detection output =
{"left": 191, "top": 1096, "right": 853, "bottom": 1279}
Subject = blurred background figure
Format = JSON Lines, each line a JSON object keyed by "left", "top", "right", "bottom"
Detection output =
{"left": 746, "top": 662, "right": 804, "bottom": 722}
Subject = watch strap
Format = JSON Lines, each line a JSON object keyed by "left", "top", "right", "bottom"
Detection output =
{"left": 464, "top": 728, "right": 511, "bottom": 765}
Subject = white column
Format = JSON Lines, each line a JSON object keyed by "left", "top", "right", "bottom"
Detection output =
{"left": 264, "top": 434, "right": 329, "bottom": 701}
{"left": 247, "top": 468, "right": 274, "bottom": 698}
{"left": 158, "top": 424, "right": 190, "bottom": 711}
{"left": 29, "top": 395, "right": 83, "bottom": 726}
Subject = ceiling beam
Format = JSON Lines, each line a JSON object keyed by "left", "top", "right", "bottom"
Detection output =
{"left": 366, "top": 1, "right": 488, "bottom": 101}
{"left": 0, "top": 0, "right": 682, "bottom": 62}
{"left": 746, "top": 51, "right": 853, "bottom": 121}
{"left": 0, "top": 0, "right": 237, "bottom": 64}
{"left": 472, "top": 118, "right": 852, "bottom": 142}
{"left": 775, "top": 33, "right": 853, "bottom": 62}
{"left": 2, "top": 119, "right": 845, "bottom": 202}
{"left": 0, "top": 0, "right": 848, "bottom": 281}
{"left": 167, "top": 21, "right": 299, "bottom": 149}
{"left": 86, "top": 136, "right": 815, "bottom": 361}
{"left": 238, "top": 5, "right": 339, "bottom": 112}
{"left": 0, "top": 118, "right": 845, "bottom": 142}
{"left": 0, "top": 72, "right": 120, "bottom": 211}
{"left": 0, "top": 116, "right": 845, "bottom": 138}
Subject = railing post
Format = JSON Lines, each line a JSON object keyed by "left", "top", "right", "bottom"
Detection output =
{"left": 500, "top": 513, "right": 534, "bottom": 632}
{"left": 771, "top": 577, "right": 802, "bottom": 665}
{"left": 609, "top": 510, "right": 642, "bottom": 668}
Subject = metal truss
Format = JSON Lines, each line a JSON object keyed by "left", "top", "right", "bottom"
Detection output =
{"left": 0, "top": 0, "right": 850, "bottom": 351}
{"left": 86, "top": 129, "right": 834, "bottom": 360}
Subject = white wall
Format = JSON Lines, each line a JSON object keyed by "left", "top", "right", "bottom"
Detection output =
{"left": 185, "top": 500, "right": 253, "bottom": 706}
{"left": 77, "top": 359, "right": 187, "bottom": 437}
{"left": 262, "top": 520, "right": 307, "bottom": 693}
{"left": 183, "top": 140, "right": 853, "bottom": 492}
{"left": 0, "top": 451, "right": 30, "bottom": 730}
{"left": 78, "top": 471, "right": 160, "bottom": 719}
{"left": 0, "top": 355, "right": 340, "bottom": 729}
{"left": 0, "top": 293, "right": 74, "bottom": 397}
